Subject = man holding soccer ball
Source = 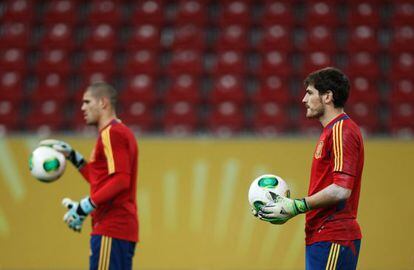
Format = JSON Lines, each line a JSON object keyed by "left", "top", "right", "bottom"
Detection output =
{"left": 40, "top": 82, "right": 139, "bottom": 270}
{"left": 256, "top": 67, "right": 364, "bottom": 270}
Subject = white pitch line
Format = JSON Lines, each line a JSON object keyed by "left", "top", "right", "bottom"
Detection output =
{"left": 0, "top": 139, "right": 25, "bottom": 202}
{"left": 163, "top": 170, "right": 178, "bottom": 231}
{"left": 189, "top": 160, "right": 208, "bottom": 232}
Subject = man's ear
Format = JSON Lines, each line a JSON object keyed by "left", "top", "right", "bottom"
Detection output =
{"left": 323, "top": 90, "right": 334, "bottom": 104}
{"left": 99, "top": 96, "right": 110, "bottom": 109}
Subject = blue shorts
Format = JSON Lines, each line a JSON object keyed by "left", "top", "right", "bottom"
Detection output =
{"left": 306, "top": 240, "right": 361, "bottom": 270}
{"left": 90, "top": 235, "right": 136, "bottom": 270}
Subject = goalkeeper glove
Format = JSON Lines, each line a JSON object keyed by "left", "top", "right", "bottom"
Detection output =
{"left": 39, "top": 139, "right": 86, "bottom": 169}
{"left": 258, "top": 194, "right": 310, "bottom": 224}
{"left": 62, "top": 197, "right": 95, "bottom": 232}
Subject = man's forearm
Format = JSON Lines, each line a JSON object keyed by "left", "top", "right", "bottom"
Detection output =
{"left": 305, "top": 184, "right": 351, "bottom": 209}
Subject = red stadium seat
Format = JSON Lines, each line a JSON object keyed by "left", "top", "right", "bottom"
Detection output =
{"left": 252, "top": 75, "right": 291, "bottom": 105}
{"left": 170, "top": 24, "right": 206, "bottom": 51}
{"left": 83, "top": 24, "right": 118, "bottom": 50}
{"left": 298, "top": 25, "right": 337, "bottom": 54}
{"left": 261, "top": 1, "right": 294, "bottom": 27}
{"left": 120, "top": 74, "right": 157, "bottom": 106}
{"left": 296, "top": 113, "right": 323, "bottom": 136}
{"left": 305, "top": 1, "right": 339, "bottom": 27}
{"left": 348, "top": 76, "right": 381, "bottom": 104}
{"left": 389, "top": 25, "right": 414, "bottom": 53}
{"left": 0, "top": 71, "right": 24, "bottom": 103}
{"left": 124, "top": 50, "right": 158, "bottom": 76}
{"left": 390, "top": 52, "right": 414, "bottom": 80}
{"left": 207, "top": 101, "right": 245, "bottom": 136}
{"left": 175, "top": 0, "right": 207, "bottom": 27}
{"left": 0, "top": 48, "right": 26, "bottom": 72}
{"left": 80, "top": 49, "right": 116, "bottom": 79}
{"left": 44, "top": 0, "right": 78, "bottom": 25}
{"left": 25, "top": 99, "right": 67, "bottom": 132}
{"left": 163, "top": 102, "right": 199, "bottom": 135}
{"left": 215, "top": 24, "right": 249, "bottom": 52}
{"left": 209, "top": 74, "right": 246, "bottom": 105}
{"left": 388, "top": 102, "right": 414, "bottom": 136}
{"left": 258, "top": 24, "right": 293, "bottom": 53}
{"left": 88, "top": 0, "right": 122, "bottom": 26}
{"left": 1, "top": 0, "right": 34, "bottom": 23}
{"left": 391, "top": 1, "right": 414, "bottom": 27}
{"left": 347, "top": 2, "right": 380, "bottom": 27}
{"left": 256, "top": 51, "right": 292, "bottom": 79}
{"left": 252, "top": 100, "right": 291, "bottom": 134}
{"left": 126, "top": 24, "right": 161, "bottom": 51}
{"left": 344, "top": 52, "right": 380, "bottom": 80}
{"left": 210, "top": 50, "right": 246, "bottom": 76}
{"left": 164, "top": 74, "right": 201, "bottom": 105}
{"left": 40, "top": 23, "right": 75, "bottom": 51}
{"left": 132, "top": 0, "right": 164, "bottom": 26}
{"left": 167, "top": 50, "right": 204, "bottom": 77}
{"left": 347, "top": 101, "right": 381, "bottom": 134}
{"left": 218, "top": 1, "right": 251, "bottom": 27}
{"left": 35, "top": 49, "right": 71, "bottom": 79}
{"left": 31, "top": 73, "right": 70, "bottom": 103}
{"left": 119, "top": 101, "right": 156, "bottom": 133}
{"left": 300, "top": 51, "right": 334, "bottom": 79}
{"left": 389, "top": 79, "right": 414, "bottom": 104}
{"left": 0, "top": 99, "right": 21, "bottom": 131}
{"left": 346, "top": 25, "right": 380, "bottom": 53}
{"left": 0, "top": 22, "right": 31, "bottom": 49}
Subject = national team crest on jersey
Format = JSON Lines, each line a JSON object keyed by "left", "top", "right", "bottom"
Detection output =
{"left": 314, "top": 140, "right": 324, "bottom": 159}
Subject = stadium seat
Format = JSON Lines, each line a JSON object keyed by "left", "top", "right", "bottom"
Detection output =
{"left": 44, "top": 0, "right": 78, "bottom": 25}
{"left": 87, "top": 0, "right": 122, "bottom": 26}
{"left": 209, "top": 74, "right": 246, "bottom": 105}
{"left": 131, "top": 0, "right": 164, "bottom": 26}
{"left": 252, "top": 75, "right": 292, "bottom": 105}
{"left": 251, "top": 101, "right": 291, "bottom": 136}
{"left": 167, "top": 50, "right": 204, "bottom": 77}
{"left": 299, "top": 51, "right": 334, "bottom": 79}
{"left": 163, "top": 102, "right": 199, "bottom": 135}
{"left": 258, "top": 24, "right": 293, "bottom": 52}
{"left": 0, "top": 22, "right": 31, "bottom": 50}
{"left": 388, "top": 102, "right": 414, "bottom": 136}
{"left": 83, "top": 24, "right": 118, "bottom": 50}
{"left": 35, "top": 49, "right": 71, "bottom": 79}
{"left": 0, "top": 71, "right": 24, "bottom": 103}
{"left": 31, "top": 73, "right": 70, "bottom": 104}
{"left": 389, "top": 25, "right": 414, "bottom": 53}
{"left": 118, "top": 101, "right": 156, "bottom": 133}
{"left": 346, "top": 101, "right": 381, "bottom": 134}
{"left": 124, "top": 50, "right": 158, "bottom": 76}
{"left": 389, "top": 79, "right": 414, "bottom": 104}
{"left": 348, "top": 76, "right": 381, "bottom": 104}
{"left": 296, "top": 114, "right": 323, "bottom": 136}
{"left": 207, "top": 101, "right": 245, "bottom": 136}
{"left": 344, "top": 52, "right": 381, "bottom": 80}
{"left": 120, "top": 74, "right": 158, "bottom": 106}
{"left": 256, "top": 51, "right": 292, "bottom": 79}
{"left": 391, "top": 1, "right": 414, "bottom": 27}
{"left": 1, "top": 0, "right": 34, "bottom": 23}
{"left": 126, "top": 24, "right": 161, "bottom": 51}
{"left": 40, "top": 23, "right": 76, "bottom": 51}
{"left": 170, "top": 24, "right": 206, "bottom": 51}
{"left": 298, "top": 25, "right": 337, "bottom": 54}
{"left": 346, "top": 25, "right": 380, "bottom": 53}
{"left": 218, "top": 1, "right": 251, "bottom": 27}
{"left": 261, "top": 1, "right": 294, "bottom": 27}
{"left": 346, "top": 2, "right": 380, "bottom": 27}
{"left": 304, "top": 1, "right": 339, "bottom": 27}
{"left": 389, "top": 52, "right": 414, "bottom": 80}
{"left": 25, "top": 99, "right": 67, "bottom": 132}
{"left": 0, "top": 48, "right": 26, "bottom": 72}
{"left": 214, "top": 24, "right": 249, "bottom": 52}
{"left": 175, "top": 0, "right": 207, "bottom": 27}
{"left": 0, "top": 99, "right": 21, "bottom": 131}
{"left": 164, "top": 74, "right": 201, "bottom": 105}
{"left": 80, "top": 49, "right": 116, "bottom": 80}
{"left": 210, "top": 50, "right": 246, "bottom": 76}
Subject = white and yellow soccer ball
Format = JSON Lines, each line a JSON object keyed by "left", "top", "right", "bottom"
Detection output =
{"left": 29, "top": 146, "right": 66, "bottom": 183}
{"left": 248, "top": 174, "right": 290, "bottom": 212}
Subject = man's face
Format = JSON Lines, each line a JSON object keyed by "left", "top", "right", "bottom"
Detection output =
{"left": 302, "top": 84, "right": 325, "bottom": 119}
{"left": 81, "top": 90, "right": 101, "bottom": 126}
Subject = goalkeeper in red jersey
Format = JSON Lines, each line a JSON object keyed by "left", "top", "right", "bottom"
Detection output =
{"left": 41, "top": 82, "right": 139, "bottom": 270}
{"left": 257, "top": 67, "right": 364, "bottom": 270}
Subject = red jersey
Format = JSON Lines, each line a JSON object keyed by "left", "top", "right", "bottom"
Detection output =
{"left": 305, "top": 113, "right": 364, "bottom": 245}
{"left": 80, "top": 119, "right": 139, "bottom": 242}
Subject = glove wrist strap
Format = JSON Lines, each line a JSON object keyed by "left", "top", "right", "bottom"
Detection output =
{"left": 69, "top": 150, "right": 86, "bottom": 170}
{"left": 293, "top": 198, "right": 310, "bottom": 214}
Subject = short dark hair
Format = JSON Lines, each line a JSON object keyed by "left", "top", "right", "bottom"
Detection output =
{"left": 87, "top": 82, "right": 117, "bottom": 109}
{"left": 304, "top": 67, "right": 350, "bottom": 108}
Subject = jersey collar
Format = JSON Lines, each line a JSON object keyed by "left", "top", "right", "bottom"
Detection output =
{"left": 325, "top": 113, "right": 349, "bottom": 130}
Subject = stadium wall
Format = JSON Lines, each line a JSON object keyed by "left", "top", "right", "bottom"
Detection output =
{"left": 0, "top": 137, "right": 412, "bottom": 270}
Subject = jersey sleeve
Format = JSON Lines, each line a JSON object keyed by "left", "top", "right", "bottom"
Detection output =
{"left": 101, "top": 126, "right": 131, "bottom": 175}
{"left": 331, "top": 120, "right": 361, "bottom": 188}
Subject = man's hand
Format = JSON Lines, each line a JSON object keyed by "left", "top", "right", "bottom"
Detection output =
{"left": 62, "top": 197, "right": 95, "bottom": 232}
{"left": 258, "top": 195, "right": 310, "bottom": 224}
{"left": 39, "top": 139, "right": 86, "bottom": 169}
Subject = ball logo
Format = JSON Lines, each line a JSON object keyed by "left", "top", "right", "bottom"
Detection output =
{"left": 314, "top": 140, "right": 324, "bottom": 159}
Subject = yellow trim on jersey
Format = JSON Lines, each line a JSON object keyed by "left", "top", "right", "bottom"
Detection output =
{"left": 98, "top": 236, "right": 112, "bottom": 270}
{"left": 325, "top": 243, "right": 340, "bottom": 270}
{"left": 333, "top": 120, "right": 344, "bottom": 172}
{"left": 102, "top": 126, "right": 115, "bottom": 174}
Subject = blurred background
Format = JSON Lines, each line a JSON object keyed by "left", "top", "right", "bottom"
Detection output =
{"left": 0, "top": 0, "right": 413, "bottom": 269}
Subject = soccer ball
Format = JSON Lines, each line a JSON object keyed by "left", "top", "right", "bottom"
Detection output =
{"left": 29, "top": 146, "right": 66, "bottom": 182}
{"left": 248, "top": 174, "right": 290, "bottom": 212}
